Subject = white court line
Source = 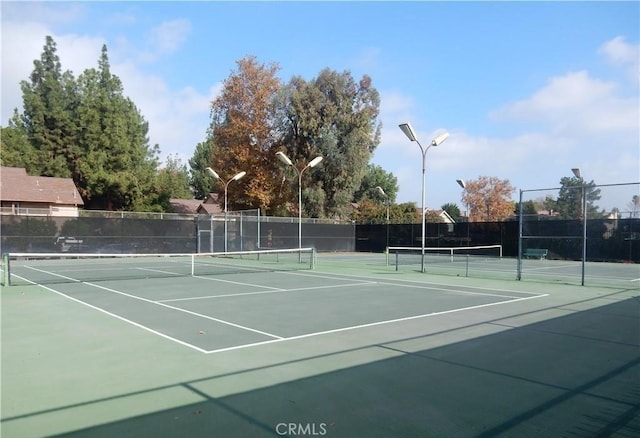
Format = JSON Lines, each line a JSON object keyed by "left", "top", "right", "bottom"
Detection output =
{"left": 84, "top": 281, "right": 283, "bottom": 339}
{"left": 159, "top": 281, "right": 378, "bottom": 303}
{"left": 522, "top": 263, "right": 580, "bottom": 272}
{"left": 9, "top": 274, "right": 210, "bottom": 354}
{"left": 19, "top": 265, "right": 283, "bottom": 341}
{"left": 192, "top": 274, "right": 284, "bottom": 290}
{"left": 134, "top": 267, "right": 285, "bottom": 291}
{"left": 24, "top": 265, "right": 82, "bottom": 282}
{"left": 203, "top": 293, "right": 549, "bottom": 354}
{"left": 14, "top": 266, "right": 548, "bottom": 354}
{"left": 284, "top": 270, "right": 545, "bottom": 298}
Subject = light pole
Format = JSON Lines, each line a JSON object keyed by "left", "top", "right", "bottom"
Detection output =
{"left": 206, "top": 167, "right": 246, "bottom": 252}
{"left": 399, "top": 122, "right": 449, "bottom": 272}
{"left": 276, "top": 152, "right": 323, "bottom": 249}
{"left": 456, "top": 179, "right": 470, "bottom": 245}
{"left": 572, "top": 167, "right": 587, "bottom": 285}
{"left": 376, "top": 186, "right": 390, "bottom": 251}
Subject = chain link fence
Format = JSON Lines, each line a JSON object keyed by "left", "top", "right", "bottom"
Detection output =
{"left": 1, "top": 209, "right": 355, "bottom": 254}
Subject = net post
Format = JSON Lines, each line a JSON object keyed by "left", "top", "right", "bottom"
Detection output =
{"left": 191, "top": 254, "right": 195, "bottom": 276}
{"left": 310, "top": 248, "right": 316, "bottom": 269}
{"left": 1, "top": 253, "right": 10, "bottom": 286}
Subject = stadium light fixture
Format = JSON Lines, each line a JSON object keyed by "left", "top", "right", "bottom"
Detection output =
{"left": 376, "top": 186, "right": 390, "bottom": 250}
{"left": 205, "top": 167, "right": 246, "bottom": 252}
{"left": 456, "top": 179, "right": 470, "bottom": 242}
{"left": 399, "top": 122, "right": 449, "bottom": 272}
{"left": 571, "top": 167, "right": 587, "bottom": 285}
{"left": 276, "top": 152, "right": 323, "bottom": 249}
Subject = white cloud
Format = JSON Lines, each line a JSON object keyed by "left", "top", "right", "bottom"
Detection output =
{"left": 598, "top": 35, "right": 640, "bottom": 81}
{"left": 489, "top": 70, "right": 639, "bottom": 135}
{"left": 376, "top": 46, "right": 639, "bottom": 210}
{"left": 142, "top": 19, "right": 192, "bottom": 63}
{"left": 101, "top": 59, "right": 218, "bottom": 164}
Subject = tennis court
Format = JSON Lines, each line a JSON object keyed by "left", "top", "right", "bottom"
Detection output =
{"left": 385, "top": 246, "right": 640, "bottom": 287}
{"left": 1, "top": 250, "right": 638, "bottom": 437}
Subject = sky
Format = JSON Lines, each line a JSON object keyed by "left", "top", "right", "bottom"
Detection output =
{"left": 2, "top": 1, "right": 639, "bottom": 213}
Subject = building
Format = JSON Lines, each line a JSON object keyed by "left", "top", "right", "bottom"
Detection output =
{"left": 0, "top": 166, "right": 84, "bottom": 216}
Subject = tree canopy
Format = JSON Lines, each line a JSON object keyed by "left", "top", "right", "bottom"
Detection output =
{"left": 554, "top": 175, "right": 602, "bottom": 220}
{"left": 461, "top": 176, "right": 516, "bottom": 222}
{"left": 203, "top": 57, "right": 382, "bottom": 218}
{"left": 1, "top": 37, "right": 173, "bottom": 211}
{"left": 5, "top": 38, "right": 391, "bottom": 216}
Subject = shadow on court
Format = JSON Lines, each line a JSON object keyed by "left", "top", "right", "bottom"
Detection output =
{"left": 11, "top": 295, "right": 637, "bottom": 437}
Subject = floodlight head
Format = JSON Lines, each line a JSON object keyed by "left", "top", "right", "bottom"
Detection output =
{"left": 308, "top": 156, "right": 323, "bottom": 168}
{"left": 376, "top": 186, "right": 386, "bottom": 196}
{"left": 205, "top": 167, "right": 220, "bottom": 180}
{"left": 399, "top": 122, "right": 418, "bottom": 142}
{"left": 571, "top": 168, "right": 581, "bottom": 178}
{"left": 431, "top": 132, "right": 450, "bottom": 147}
{"left": 233, "top": 171, "right": 246, "bottom": 181}
{"left": 276, "top": 151, "right": 293, "bottom": 166}
{"left": 456, "top": 179, "right": 466, "bottom": 189}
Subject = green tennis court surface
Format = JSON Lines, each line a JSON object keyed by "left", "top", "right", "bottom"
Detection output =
{"left": 2, "top": 252, "right": 638, "bottom": 437}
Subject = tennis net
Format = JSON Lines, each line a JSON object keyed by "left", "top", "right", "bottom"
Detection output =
{"left": 1, "top": 247, "right": 315, "bottom": 286}
{"left": 387, "top": 245, "right": 503, "bottom": 270}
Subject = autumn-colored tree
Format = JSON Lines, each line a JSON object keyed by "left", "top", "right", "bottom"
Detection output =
{"left": 461, "top": 176, "right": 516, "bottom": 222}
{"left": 209, "top": 56, "right": 283, "bottom": 213}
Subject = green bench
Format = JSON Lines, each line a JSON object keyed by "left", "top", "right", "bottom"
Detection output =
{"left": 523, "top": 248, "right": 548, "bottom": 260}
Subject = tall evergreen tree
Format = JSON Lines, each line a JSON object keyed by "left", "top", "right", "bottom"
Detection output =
{"left": 18, "top": 36, "right": 79, "bottom": 177}
{"left": 556, "top": 175, "right": 601, "bottom": 220}
{"left": 189, "top": 139, "right": 215, "bottom": 200}
{"left": 0, "top": 120, "right": 37, "bottom": 169}
{"left": 75, "top": 45, "right": 159, "bottom": 210}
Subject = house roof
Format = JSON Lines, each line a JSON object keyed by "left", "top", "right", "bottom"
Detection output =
{"left": 169, "top": 198, "right": 202, "bottom": 214}
{"left": 197, "top": 202, "right": 222, "bottom": 215}
{"left": 0, "top": 167, "right": 84, "bottom": 205}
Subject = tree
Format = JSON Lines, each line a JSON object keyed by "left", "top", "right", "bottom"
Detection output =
{"left": 16, "top": 36, "right": 79, "bottom": 177}
{"left": 541, "top": 195, "right": 558, "bottom": 215}
{"left": 74, "top": 45, "right": 159, "bottom": 210}
{"left": 515, "top": 200, "right": 537, "bottom": 216}
{"left": 156, "top": 154, "right": 192, "bottom": 209}
{"left": 461, "top": 176, "right": 516, "bottom": 222}
{"left": 209, "top": 56, "right": 283, "bottom": 214}
{"left": 441, "top": 203, "right": 462, "bottom": 222}
{"left": 394, "top": 202, "right": 421, "bottom": 223}
{"left": 353, "top": 164, "right": 398, "bottom": 204}
{"left": 189, "top": 139, "right": 215, "bottom": 200}
{"left": 555, "top": 175, "right": 601, "bottom": 220}
{"left": 277, "top": 69, "right": 381, "bottom": 219}
{"left": 0, "top": 123, "right": 37, "bottom": 168}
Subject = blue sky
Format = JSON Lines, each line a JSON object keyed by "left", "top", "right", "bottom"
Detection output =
{"left": 2, "top": 1, "right": 638, "bottom": 212}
